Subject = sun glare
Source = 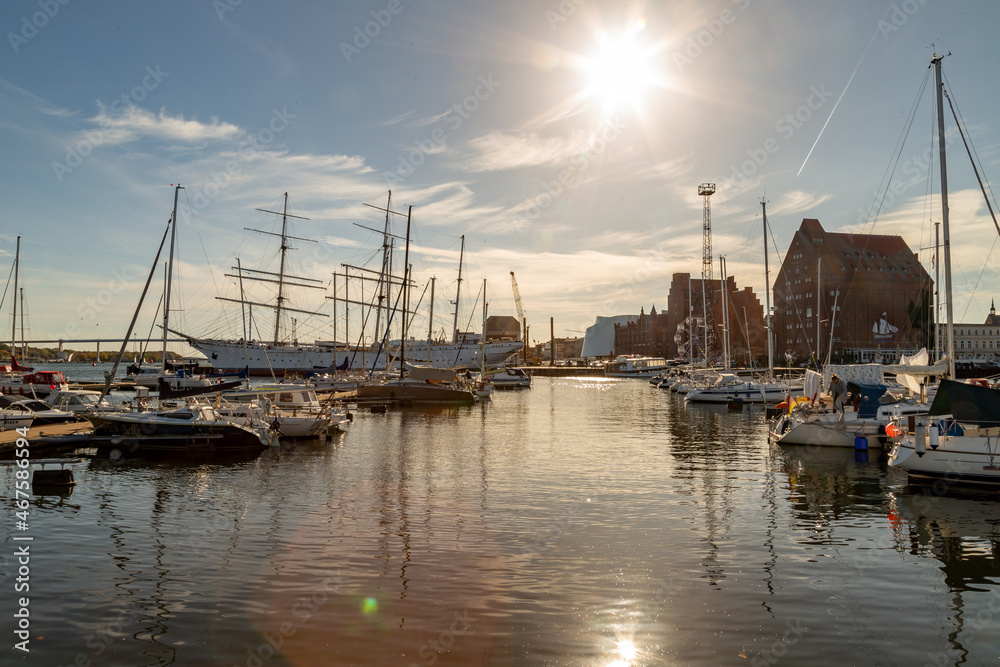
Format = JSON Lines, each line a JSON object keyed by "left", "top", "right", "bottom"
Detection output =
{"left": 581, "top": 24, "right": 661, "bottom": 114}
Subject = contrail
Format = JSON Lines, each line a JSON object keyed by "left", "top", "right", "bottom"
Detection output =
{"left": 796, "top": 3, "right": 893, "bottom": 178}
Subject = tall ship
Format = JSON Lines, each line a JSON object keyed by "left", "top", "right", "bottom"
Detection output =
{"left": 178, "top": 192, "right": 522, "bottom": 376}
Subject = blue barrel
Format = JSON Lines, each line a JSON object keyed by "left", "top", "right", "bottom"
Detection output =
{"left": 854, "top": 436, "right": 869, "bottom": 450}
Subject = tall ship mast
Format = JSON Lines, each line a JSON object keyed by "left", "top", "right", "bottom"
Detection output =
{"left": 178, "top": 193, "right": 523, "bottom": 375}
{"left": 212, "top": 192, "right": 328, "bottom": 347}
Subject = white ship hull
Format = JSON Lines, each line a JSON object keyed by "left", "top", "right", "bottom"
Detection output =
{"left": 186, "top": 338, "right": 522, "bottom": 375}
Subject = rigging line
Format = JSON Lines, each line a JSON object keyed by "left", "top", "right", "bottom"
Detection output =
{"left": 943, "top": 71, "right": 1000, "bottom": 217}
{"left": 0, "top": 254, "right": 15, "bottom": 317}
{"left": 765, "top": 210, "right": 813, "bottom": 354}
{"left": 182, "top": 188, "right": 223, "bottom": 302}
{"left": 959, "top": 236, "right": 998, "bottom": 324}
{"left": 795, "top": 0, "right": 891, "bottom": 177}
{"left": 832, "top": 74, "right": 931, "bottom": 325}
{"left": 943, "top": 87, "right": 1000, "bottom": 241}
{"left": 862, "top": 70, "right": 931, "bottom": 235}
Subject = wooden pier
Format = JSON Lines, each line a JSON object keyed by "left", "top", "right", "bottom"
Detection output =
{"left": 0, "top": 421, "right": 94, "bottom": 455}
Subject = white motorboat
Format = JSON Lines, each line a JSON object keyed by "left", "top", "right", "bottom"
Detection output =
{"left": 45, "top": 388, "right": 122, "bottom": 414}
{"left": 686, "top": 376, "right": 795, "bottom": 404}
{"left": 484, "top": 367, "right": 531, "bottom": 388}
{"left": 603, "top": 355, "right": 674, "bottom": 378}
{"left": 0, "top": 396, "right": 80, "bottom": 426}
{"left": 218, "top": 384, "right": 351, "bottom": 438}
{"left": 0, "top": 367, "right": 69, "bottom": 398}
{"left": 0, "top": 408, "right": 33, "bottom": 432}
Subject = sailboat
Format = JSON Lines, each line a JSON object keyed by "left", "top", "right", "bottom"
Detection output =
{"left": 352, "top": 204, "right": 477, "bottom": 406}
{"left": 180, "top": 196, "right": 522, "bottom": 374}
{"left": 91, "top": 185, "right": 269, "bottom": 454}
{"left": 686, "top": 201, "right": 796, "bottom": 404}
{"left": 887, "top": 55, "right": 1000, "bottom": 486}
{"left": 383, "top": 234, "right": 523, "bottom": 369}
{"left": 0, "top": 237, "right": 69, "bottom": 397}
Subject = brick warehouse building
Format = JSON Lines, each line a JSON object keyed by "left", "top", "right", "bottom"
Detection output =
{"left": 773, "top": 218, "right": 932, "bottom": 363}
{"left": 664, "top": 273, "right": 767, "bottom": 364}
{"left": 613, "top": 306, "right": 669, "bottom": 357}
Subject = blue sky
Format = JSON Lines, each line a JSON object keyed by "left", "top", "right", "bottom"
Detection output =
{"left": 3, "top": 0, "right": 1000, "bottom": 354}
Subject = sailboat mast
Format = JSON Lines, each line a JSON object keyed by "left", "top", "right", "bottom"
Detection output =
{"left": 481, "top": 278, "right": 487, "bottom": 373}
{"left": 19, "top": 288, "right": 25, "bottom": 358}
{"left": 933, "top": 54, "right": 956, "bottom": 379}
{"left": 452, "top": 235, "right": 465, "bottom": 343}
{"left": 400, "top": 205, "right": 412, "bottom": 369}
{"left": 816, "top": 257, "right": 821, "bottom": 362}
{"left": 272, "top": 192, "right": 290, "bottom": 344}
{"left": 934, "top": 221, "right": 941, "bottom": 362}
{"left": 687, "top": 277, "right": 694, "bottom": 366}
{"left": 762, "top": 200, "right": 773, "bottom": 379}
{"left": 719, "top": 255, "right": 730, "bottom": 370}
{"left": 428, "top": 276, "right": 435, "bottom": 342}
{"left": 10, "top": 236, "right": 18, "bottom": 361}
{"left": 163, "top": 184, "right": 181, "bottom": 373}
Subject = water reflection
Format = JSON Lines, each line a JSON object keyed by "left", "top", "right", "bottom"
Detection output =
{"left": 6, "top": 379, "right": 1000, "bottom": 664}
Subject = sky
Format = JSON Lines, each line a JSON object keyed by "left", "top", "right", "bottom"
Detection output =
{"left": 3, "top": 0, "right": 1000, "bottom": 356}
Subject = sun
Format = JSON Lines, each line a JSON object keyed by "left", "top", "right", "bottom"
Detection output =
{"left": 580, "top": 23, "right": 662, "bottom": 114}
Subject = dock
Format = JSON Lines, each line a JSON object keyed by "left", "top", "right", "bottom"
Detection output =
{"left": 0, "top": 421, "right": 94, "bottom": 456}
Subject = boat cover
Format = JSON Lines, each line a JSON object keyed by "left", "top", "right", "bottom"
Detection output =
{"left": 845, "top": 382, "right": 888, "bottom": 419}
{"left": 928, "top": 379, "right": 1000, "bottom": 426}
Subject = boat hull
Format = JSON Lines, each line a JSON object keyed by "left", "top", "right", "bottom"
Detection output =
{"left": 889, "top": 434, "right": 1000, "bottom": 486}
{"left": 354, "top": 384, "right": 476, "bottom": 405}
{"left": 88, "top": 415, "right": 266, "bottom": 452}
{"left": 771, "top": 415, "right": 886, "bottom": 448}
{"left": 186, "top": 338, "right": 522, "bottom": 375}
{"left": 685, "top": 383, "right": 793, "bottom": 404}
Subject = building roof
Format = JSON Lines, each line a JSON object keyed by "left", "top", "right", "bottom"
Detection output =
{"left": 778, "top": 218, "right": 930, "bottom": 286}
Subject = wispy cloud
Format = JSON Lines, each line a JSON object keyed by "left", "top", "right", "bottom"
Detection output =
{"left": 456, "top": 130, "right": 591, "bottom": 173}
{"left": 90, "top": 105, "right": 241, "bottom": 145}
{"left": 767, "top": 190, "right": 834, "bottom": 217}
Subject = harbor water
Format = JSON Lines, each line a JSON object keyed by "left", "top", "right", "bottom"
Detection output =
{"left": 3, "top": 369, "right": 1000, "bottom": 665}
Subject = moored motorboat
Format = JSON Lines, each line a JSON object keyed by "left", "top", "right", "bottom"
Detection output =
{"left": 0, "top": 396, "right": 81, "bottom": 426}
{"left": 484, "top": 367, "right": 531, "bottom": 388}
{"left": 604, "top": 355, "right": 674, "bottom": 378}
{"left": 87, "top": 404, "right": 270, "bottom": 453}
{"left": 355, "top": 367, "right": 477, "bottom": 405}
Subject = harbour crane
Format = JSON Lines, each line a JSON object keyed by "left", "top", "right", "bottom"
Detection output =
{"left": 510, "top": 271, "right": 530, "bottom": 363}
